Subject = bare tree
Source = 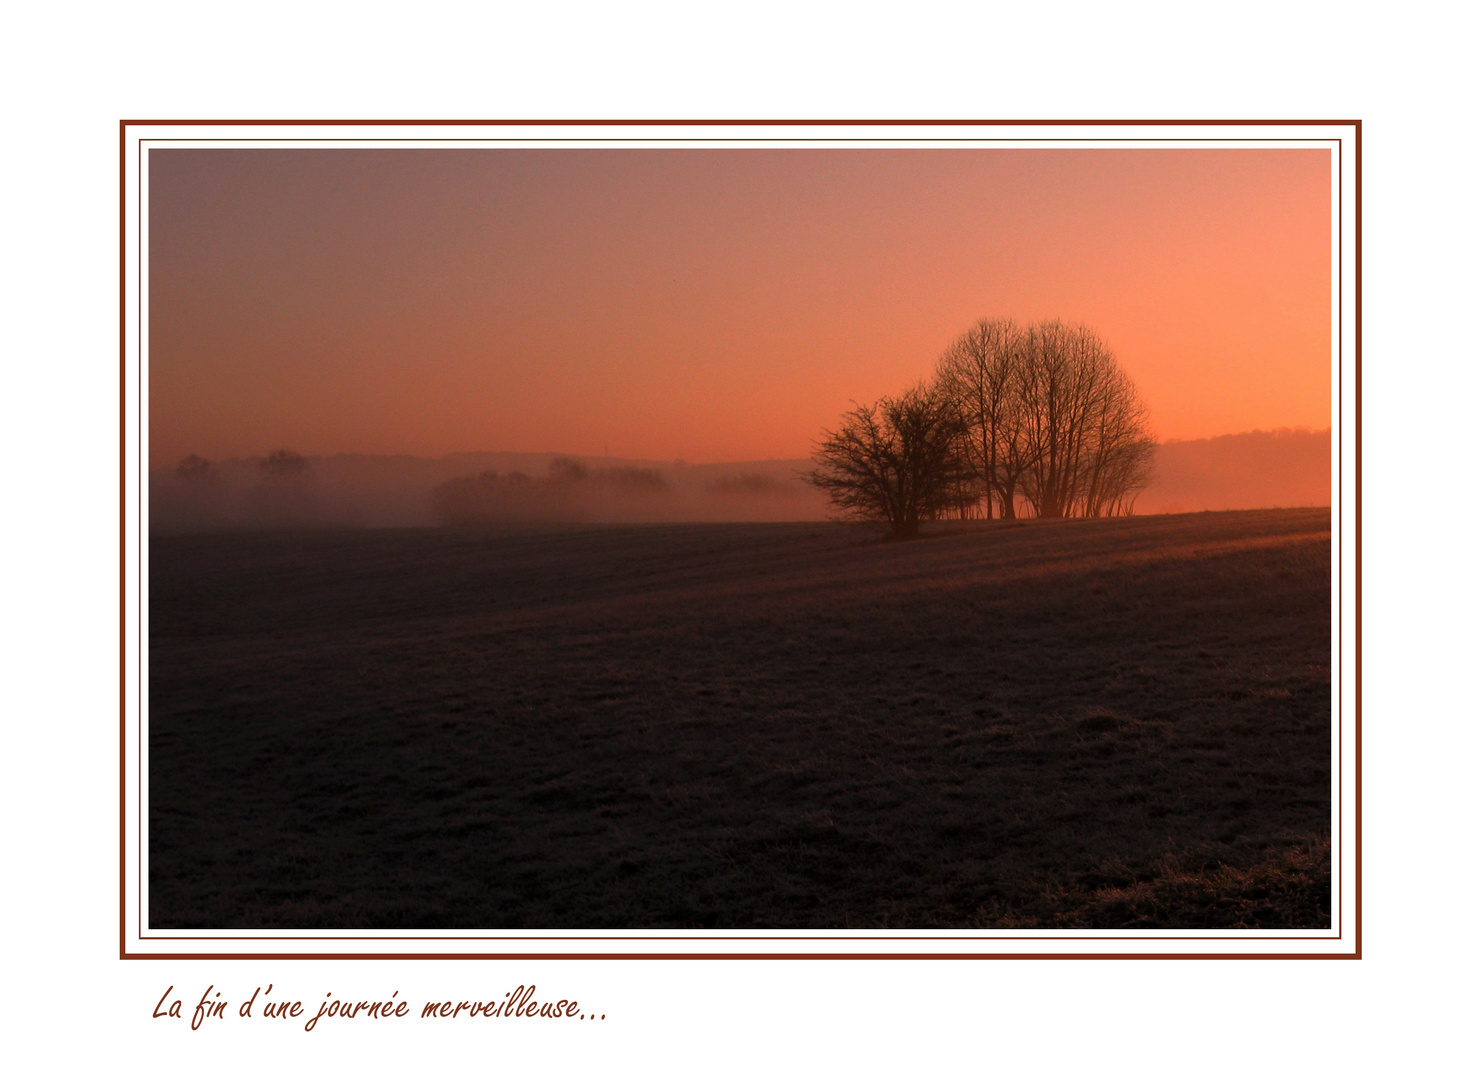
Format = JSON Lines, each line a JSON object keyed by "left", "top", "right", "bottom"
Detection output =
{"left": 1078, "top": 364, "right": 1156, "bottom": 517}
{"left": 933, "top": 318, "right": 1155, "bottom": 519}
{"left": 805, "top": 384, "right": 970, "bottom": 538}
{"left": 934, "top": 318, "right": 1033, "bottom": 519}
{"left": 1015, "top": 321, "right": 1155, "bottom": 518}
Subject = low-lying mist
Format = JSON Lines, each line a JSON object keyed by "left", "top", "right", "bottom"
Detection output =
{"left": 150, "top": 452, "right": 830, "bottom": 534}
{"left": 148, "top": 428, "right": 1330, "bottom": 534}
{"left": 1136, "top": 428, "right": 1330, "bottom": 515}
{"left": 430, "top": 456, "right": 827, "bottom": 526}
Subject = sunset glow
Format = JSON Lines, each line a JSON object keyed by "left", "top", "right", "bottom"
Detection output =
{"left": 148, "top": 147, "right": 1330, "bottom": 466}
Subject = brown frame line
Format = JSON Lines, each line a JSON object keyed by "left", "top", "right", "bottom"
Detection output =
{"left": 120, "top": 119, "right": 1360, "bottom": 961}
{"left": 139, "top": 925, "right": 1340, "bottom": 942}
{"left": 123, "top": 952, "right": 1350, "bottom": 961}
{"left": 123, "top": 119, "right": 1359, "bottom": 126}
{"left": 140, "top": 138, "right": 1331, "bottom": 142}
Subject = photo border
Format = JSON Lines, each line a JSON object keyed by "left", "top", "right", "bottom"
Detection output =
{"left": 121, "top": 119, "right": 1360, "bottom": 960}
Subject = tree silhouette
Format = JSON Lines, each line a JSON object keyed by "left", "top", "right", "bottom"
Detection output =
{"left": 934, "top": 318, "right": 1155, "bottom": 519}
{"left": 260, "top": 449, "right": 310, "bottom": 479}
{"left": 934, "top": 318, "right": 1030, "bottom": 518}
{"left": 175, "top": 454, "right": 215, "bottom": 483}
{"left": 805, "top": 384, "right": 970, "bottom": 538}
{"left": 1015, "top": 320, "right": 1154, "bottom": 518}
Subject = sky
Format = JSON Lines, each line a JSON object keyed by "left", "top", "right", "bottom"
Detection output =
{"left": 148, "top": 147, "right": 1330, "bottom": 466}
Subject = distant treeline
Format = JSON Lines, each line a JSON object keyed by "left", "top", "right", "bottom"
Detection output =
{"left": 432, "top": 457, "right": 670, "bottom": 525}
{"left": 150, "top": 450, "right": 828, "bottom": 533}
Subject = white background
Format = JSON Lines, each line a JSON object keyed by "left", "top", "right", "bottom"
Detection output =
{"left": 3, "top": 2, "right": 1478, "bottom": 1074}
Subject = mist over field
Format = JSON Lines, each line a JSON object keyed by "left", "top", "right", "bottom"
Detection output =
{"left": 150, "top": 451, "right": 830, "bottom": 532}
{"left": 149, "top": 428, "right": 1328, "bottom": 533}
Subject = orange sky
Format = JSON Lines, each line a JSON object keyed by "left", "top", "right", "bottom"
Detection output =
{"left": 148, "top": 148, "right": 1330, "bottom": 466}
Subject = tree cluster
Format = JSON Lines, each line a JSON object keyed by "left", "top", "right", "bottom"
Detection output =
{"left": 806, "top": 318, "right": 1156, "bottom": 536}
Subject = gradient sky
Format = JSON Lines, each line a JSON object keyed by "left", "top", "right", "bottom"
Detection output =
{"left": 148, "top": 147, "right": 1330, "bottom": 466}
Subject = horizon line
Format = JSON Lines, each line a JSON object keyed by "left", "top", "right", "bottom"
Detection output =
{"left": 149, "top": 425, "right": 1333, "bottom": 469}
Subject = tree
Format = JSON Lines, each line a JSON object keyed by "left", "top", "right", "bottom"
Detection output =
{"left": 934, "top": 317, "right": 1030, "bottom": 518}
{"left": 1077, "top": 365, "right": 1157, "bottom": 518}
{"left": 935, "top": 318, "right": 1155, "bottom": 519}
{"left": 1015, "top": 320, "right": 1155, "bottom": 518}
{"left": 260, "top": 448, "right": 310, "bottom": 479}
{"left": 805, "top": 384, "right": 970, "bottom": 538}
{"left": 175, "top": 454, "right": 215, "bottom": 483}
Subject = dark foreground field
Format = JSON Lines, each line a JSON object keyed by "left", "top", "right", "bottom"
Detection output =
{"left": 150, "top": 509, "right": 1331, "bottom": 929}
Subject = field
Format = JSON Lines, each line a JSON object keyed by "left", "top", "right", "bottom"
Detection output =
{"left": 148, "top": 508, "right": 1331, "bottom": 930}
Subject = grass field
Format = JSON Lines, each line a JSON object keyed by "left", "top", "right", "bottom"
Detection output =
{"left": 148, "top": 508, "right": 1331, "bottom": 929}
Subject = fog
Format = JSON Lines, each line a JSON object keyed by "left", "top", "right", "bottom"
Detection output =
{"left": 148, "top": 428, "right": 1329, "bottom": 534}
{"left": 149, "top": 452, "right": 830, "bottom": 533}
{"left": 1136, "top": 428, "right": 1330, "bottom": 515}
